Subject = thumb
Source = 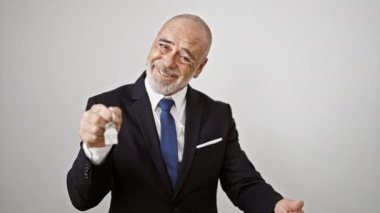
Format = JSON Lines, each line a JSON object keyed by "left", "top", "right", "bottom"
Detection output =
{"left": 287, "top": 200, "right": 304, "bottom": 211}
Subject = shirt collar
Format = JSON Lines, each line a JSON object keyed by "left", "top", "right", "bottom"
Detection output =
{"left": 144, "top": 77, "right": 187, "bottom": 111}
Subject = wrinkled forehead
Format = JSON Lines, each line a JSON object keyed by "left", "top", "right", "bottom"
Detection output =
{"left": 157, "top": 19, "right": 209, "bottom": 57}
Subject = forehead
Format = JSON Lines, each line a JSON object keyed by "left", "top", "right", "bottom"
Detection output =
{"left": 157, "top": 20, "right": 207, "bottom": 56}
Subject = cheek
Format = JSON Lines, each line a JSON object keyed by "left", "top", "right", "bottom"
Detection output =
{"left": 147, "top": 48, "right": 162, "bottom": 63}
{"left": 178, "top": 66, "right": 194, "bottom": 79}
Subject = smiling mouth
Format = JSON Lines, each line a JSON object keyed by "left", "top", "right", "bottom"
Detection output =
{"left": 156, "top": 66, "right": 177, "bottom": 79}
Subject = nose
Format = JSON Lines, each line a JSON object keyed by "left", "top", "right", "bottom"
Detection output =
{"left": 162, "top": 52, "right": 177, "bottom": 69}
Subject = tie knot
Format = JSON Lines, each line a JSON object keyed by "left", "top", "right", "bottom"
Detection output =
{"left": 159, "top": 98, "right": 174, "bottom": 111}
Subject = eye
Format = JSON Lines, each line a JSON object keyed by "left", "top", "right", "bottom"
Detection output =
{"left": 159, "top": 43, "right": 171, "bottom": 52}
{"left": 181, "top": 56, "right": 191, "bottom": 63}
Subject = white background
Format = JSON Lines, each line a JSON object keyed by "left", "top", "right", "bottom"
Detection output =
{"left": 1, "top": 0, "right": 379, "bottom": 212}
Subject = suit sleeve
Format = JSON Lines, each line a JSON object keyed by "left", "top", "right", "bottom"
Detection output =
{"left": 220, "top": 104, "right": 283, "bottom": 213}
{"left": 66, "top": 97, "right": 114, "bottom": 211}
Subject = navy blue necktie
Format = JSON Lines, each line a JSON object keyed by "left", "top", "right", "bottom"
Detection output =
{"left": 159, "top": 98, "right": 178, "bottom": 188}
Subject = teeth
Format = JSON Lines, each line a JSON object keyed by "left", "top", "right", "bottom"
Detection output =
{"left": 159, "top": 69, "right": 172, "bottom": 78}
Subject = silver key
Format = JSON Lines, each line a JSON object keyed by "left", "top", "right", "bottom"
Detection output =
{"left": 104, "top": 112, "right": 118, "bottom": 145}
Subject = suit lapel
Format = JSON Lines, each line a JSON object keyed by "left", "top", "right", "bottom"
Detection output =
{"left": 173, "top": 86, "right": 202, "bottom": 199}
{"left": 127, "top": 74, "right": 203, "bottom": 198}
{"left": 128, "top": 73, "right": 173, "bottom": 194}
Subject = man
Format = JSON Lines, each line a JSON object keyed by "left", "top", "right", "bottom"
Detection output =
{"left": 67, "top": 14, "right": 304, "bottom": 213}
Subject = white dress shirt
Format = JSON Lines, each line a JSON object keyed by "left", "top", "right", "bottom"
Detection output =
{"left": 83, "top": 78, "right": 187, "bottom": 165}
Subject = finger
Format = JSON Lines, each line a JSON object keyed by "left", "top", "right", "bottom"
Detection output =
{"left": 90, "top": 104, "right": 107, "bottom": 113}
{"left": 109, "top": 107, "right": 122, "bottom": 119}
{"left": 109, "top": 107, "right": 122, "bottom": 130}
{"left": 81, "top": 119, "right": 105, "bottom": 136}
{"left": 289, "top": 211, "right": 304, "bottom": 213}
{"left": 83, "top": 111, "right": 108, "bottom": 128}
{"left": 288, "top": 200, "right": 304, "bottom": 211}
{"left": 90, "top": 104, "right": 113, "bottom": 122}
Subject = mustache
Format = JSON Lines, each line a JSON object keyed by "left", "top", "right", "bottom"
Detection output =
{"left": 151, "top": 61, "right": 180, "bottom": 77}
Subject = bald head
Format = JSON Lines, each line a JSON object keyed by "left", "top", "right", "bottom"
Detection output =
{"left": 160, "top": 14, "right": 212, "bottom": 59}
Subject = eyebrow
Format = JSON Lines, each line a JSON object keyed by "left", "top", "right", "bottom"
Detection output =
{"left": 159, "top": 38, "right": 174, "bottom": 45}
{"left": 158, "top": 38, "right": 196, "bottom": 61}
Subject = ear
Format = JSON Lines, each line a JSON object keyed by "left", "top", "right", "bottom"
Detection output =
{"left": 193, "top": 58, "right": 208, "bottom": 78}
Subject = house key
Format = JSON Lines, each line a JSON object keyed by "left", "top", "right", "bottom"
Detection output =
{"left": 104, "top": 111, "right": 118, "bottom": 146}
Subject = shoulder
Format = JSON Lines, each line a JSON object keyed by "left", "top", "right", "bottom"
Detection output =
{"left": 188, "top": 87, "right": 232, "bottom": 115}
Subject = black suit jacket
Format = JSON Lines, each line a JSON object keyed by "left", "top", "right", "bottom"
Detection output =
{"left": 67, "top": 72, "right": 282, "bottom": 213}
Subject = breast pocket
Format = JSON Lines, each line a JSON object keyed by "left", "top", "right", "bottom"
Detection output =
{"left": 192, "top": 137, "right": 225, "bottom": 180}
{"left": 194, "top": 137, "right": 224, "bottom": 164}
{"left": 196, "top": 137, "right": 223, "bottom": 149}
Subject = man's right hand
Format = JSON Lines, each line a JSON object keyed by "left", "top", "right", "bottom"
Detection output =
{"left": 79, "top": 104, "right": 122, "bottom": 148}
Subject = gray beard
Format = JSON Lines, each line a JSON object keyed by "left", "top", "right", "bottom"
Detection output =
{"left": 146, "top": 65, "right": 191, "bottom": 96}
